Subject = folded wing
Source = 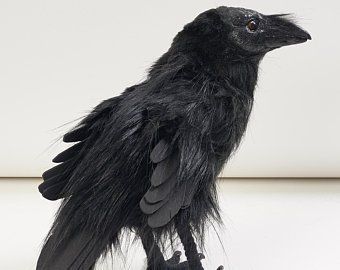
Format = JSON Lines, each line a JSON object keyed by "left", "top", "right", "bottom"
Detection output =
{"left": 140, "top": 127, "right": 215, "bottom": 228}
{"left": 39, "top": 96, "right": 121, "bottom": 200}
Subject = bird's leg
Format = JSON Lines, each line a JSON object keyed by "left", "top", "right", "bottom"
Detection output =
{"left": 140, "top": 229, "right": 182, "bottom": 270}
{"left": 175, "top": 219, "right": 223, "bottom": 270}
{"left": 175, "top": 219, "right": 205, "bottom": 270}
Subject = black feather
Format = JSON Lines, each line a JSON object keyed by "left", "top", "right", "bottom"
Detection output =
{"left": 52, "top": 142, "right": 84, "bottom": 163}
{"left": 144, "top": 175, "right": 176, "bottom": 203}
{"left": 63, "top": 127, "right": 90, "bottom": 142}
{"left": 38, "top": 177, "right": 67, "bottom": 200}
{"left": 150, "top": 139, "right": 172, "bottom": 163}
{"left": 42, "top": 162, "right": 70, "bottom": 180}
{"left": 150, "top": 156, "right": 178, "bottom": 187}
{"left": 147, "top": 183, "right": 187, "bottom": 228}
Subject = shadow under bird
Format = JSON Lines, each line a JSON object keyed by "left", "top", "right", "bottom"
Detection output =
{"left": 37, "top": 6, "right": 311, "bottom": 270}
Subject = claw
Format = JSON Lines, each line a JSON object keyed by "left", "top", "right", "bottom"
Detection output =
{"left": 166, "top": 250, "right": 182, "bottom": 265}
{"left": 166, "top": 252, "right": 205, "bottom": 269}
{"left": 174, "top": 251, "right": 182, "bottom": 256}
{"left": 198, "top": 253, "right": 205, "bottom": 260}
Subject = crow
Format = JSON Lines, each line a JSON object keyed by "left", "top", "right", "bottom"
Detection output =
{"left": 37, "top": 6, "right": 311, "bottom": 270}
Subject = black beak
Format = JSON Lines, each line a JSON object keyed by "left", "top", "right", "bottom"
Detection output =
{"left": 264, "top": 14, "right": 311, "bottom": 49}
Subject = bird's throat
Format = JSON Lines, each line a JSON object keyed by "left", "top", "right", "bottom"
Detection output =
{"left": 221, "top": 59, "right": 260, "bottom": 97}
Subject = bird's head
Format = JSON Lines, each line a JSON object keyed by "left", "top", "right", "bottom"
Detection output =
{"left": 174, "top": 6, "right": 311, "bottom": 63}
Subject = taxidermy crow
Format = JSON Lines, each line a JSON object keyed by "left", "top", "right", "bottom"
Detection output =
{"left": 37, "top": 6, "right": 311, "bottom": 270}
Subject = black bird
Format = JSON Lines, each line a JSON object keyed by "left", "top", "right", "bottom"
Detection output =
{"left": 37, "top": 6, "right": 311, "bottom": 270}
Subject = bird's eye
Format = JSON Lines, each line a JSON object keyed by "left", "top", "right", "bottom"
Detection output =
{"left": 246, "top": 19, "right": 259, "bottom": 32}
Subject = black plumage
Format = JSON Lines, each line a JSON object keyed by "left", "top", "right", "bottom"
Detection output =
{"left": 37, "top": 6, "right": 311, "bottom": 270}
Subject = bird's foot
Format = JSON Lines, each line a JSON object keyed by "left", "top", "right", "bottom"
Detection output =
{"left": 165, "top": 252, "right": 206, "bottom": 269}
{"left": 164, "top": 251, "right": 223, "bottom": 270}
{"left": 166, "top": 251, "right": 182, "bottom": 265}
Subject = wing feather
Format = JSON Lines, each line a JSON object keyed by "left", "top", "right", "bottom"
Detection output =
{"left": 42, "top": 162, "right": 71, "bottom": 180}
{"left": 140, "top": 139, "right": 189, "bottom": 228}
{"left": 39, "top": 179, "right": 68, "bottom": 200}
{"left": 150, "top": 157, "right": 178, "bottom": 187}
{"left": 52, "top": 142, "right": 84, "bottom": 163}
{"left": 150, "top": 139, "right": 172, "bottom": 163}
{"left": 139, "top": 197, "right": 168, "bottom": 215}
{"left": 147, "top": 183, "right": 187, "bottom": 228}
{"left": 144, "top": 171, "right": 177, "bottom": 203}
{"left": 63, "top": 126, "right": 90, "bottom": 143}
{"left": 39, "top": 97, "right": 121, "bottom": 200}
{"left": 140, "top": 125, "right": 216, "bottom": 229}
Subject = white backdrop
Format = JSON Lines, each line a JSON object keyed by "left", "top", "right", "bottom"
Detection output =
{"left": 0, "top": 0, "right": 339, "bottom": 177}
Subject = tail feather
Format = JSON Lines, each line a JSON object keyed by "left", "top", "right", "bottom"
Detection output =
{"left": 37, "top": 230, "right": 108, "bottom": 270}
